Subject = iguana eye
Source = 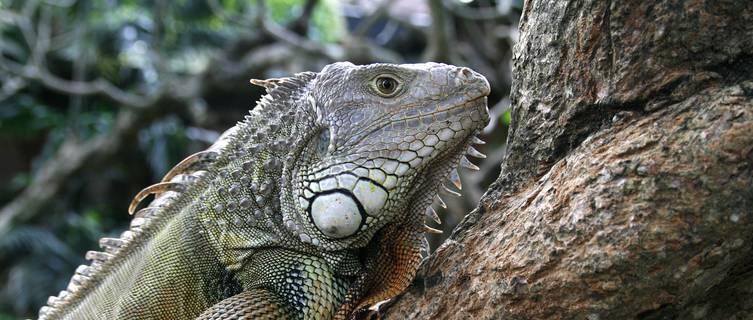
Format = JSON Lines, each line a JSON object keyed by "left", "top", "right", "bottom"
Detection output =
{"left": 372, "top": 75, "right": 401, "bottom": 97}
{"left": 316, "top": 128, "right": 330, "bottom": 157}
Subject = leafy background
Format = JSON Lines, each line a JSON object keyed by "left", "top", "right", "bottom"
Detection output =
{"left": 0, "top": 0, "right": 519, "bottom": 317}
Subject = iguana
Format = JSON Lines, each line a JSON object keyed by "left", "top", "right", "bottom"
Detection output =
{"left": 38, "top": 62, "right": 490, "bottom": 320}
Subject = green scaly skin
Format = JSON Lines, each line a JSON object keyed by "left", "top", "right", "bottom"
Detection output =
{"left": 38, "top": 62, "right": 490, "bottom": 320}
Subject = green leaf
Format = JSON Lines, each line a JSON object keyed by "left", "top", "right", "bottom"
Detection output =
{"left": 502, "top": 109, "right": 512, "bottom": 125}
{"left": 310, "top": 0, "right": 346, "bottom": 43}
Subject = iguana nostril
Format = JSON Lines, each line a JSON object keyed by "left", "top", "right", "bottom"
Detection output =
{"left": 456, "top": 67, "right": 491, "bottom": 96}
{"left": 459, "top": 67, "right": 473, "bottom": 79}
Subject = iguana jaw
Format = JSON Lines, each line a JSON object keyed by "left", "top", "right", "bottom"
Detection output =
{"left": 401, "top": 96, "right": 489, "bottom": 225}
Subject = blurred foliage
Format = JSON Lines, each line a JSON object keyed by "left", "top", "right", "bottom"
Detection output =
{"left": 268, "top": 0, "right": 345, "bottom": 42}
{"left": 0, "top": 0, "right": 518, "bottom": 317}
{"left": 0, "top": 98, "right": 64, "bottom": 141}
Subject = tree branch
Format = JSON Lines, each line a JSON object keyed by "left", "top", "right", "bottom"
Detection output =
{"left": 383, "top": 0, "right": 753, "bottom": 318}
{"left": 0, "top": 5, "right": 162, "bottom": 109}
{"left": 256, "top": 0, "right": 344, "bottom": 61}
{"left": 423, "top": 0, "right": 455, "bottom": 63}
{"left": 0, "top": 58, "right": 162, "bottom": 108}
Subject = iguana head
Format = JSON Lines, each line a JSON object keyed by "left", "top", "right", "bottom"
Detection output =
{"left": 281, "top": 62, "right": 490, "bottom": 250}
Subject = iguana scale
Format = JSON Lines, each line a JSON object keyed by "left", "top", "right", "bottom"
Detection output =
{"left": 38, "top": 62, "right": 490, "bottom": 320}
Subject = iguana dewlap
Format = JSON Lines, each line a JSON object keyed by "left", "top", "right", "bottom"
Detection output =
{"left": 38, "top": 62, "right": 490, "bottom": 320}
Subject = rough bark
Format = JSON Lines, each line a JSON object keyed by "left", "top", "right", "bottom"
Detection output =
{"left": 382, "top": 0, "right": 753, "bottom": 319}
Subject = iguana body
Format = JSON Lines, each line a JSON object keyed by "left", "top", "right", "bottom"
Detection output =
{"left": 38, "top": 62, "right": 490, "bottom": 320}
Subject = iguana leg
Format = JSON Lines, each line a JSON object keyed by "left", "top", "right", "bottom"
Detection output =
{"left": 334, "top": 224, "right": 423, "bottom": 319}
{"left": 195, "top": 289, "right": 293, "bottom": 320}
{"left": 211, "top": 248, "right": 352, "bottom": 320}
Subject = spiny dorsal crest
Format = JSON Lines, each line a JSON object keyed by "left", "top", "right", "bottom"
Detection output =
{"left": 40, "top": 72, "right": 317, "bottom": 320}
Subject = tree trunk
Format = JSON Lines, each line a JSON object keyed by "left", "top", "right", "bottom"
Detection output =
{"left": 382, "top": 0, "right": 753, "bottom": 319}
